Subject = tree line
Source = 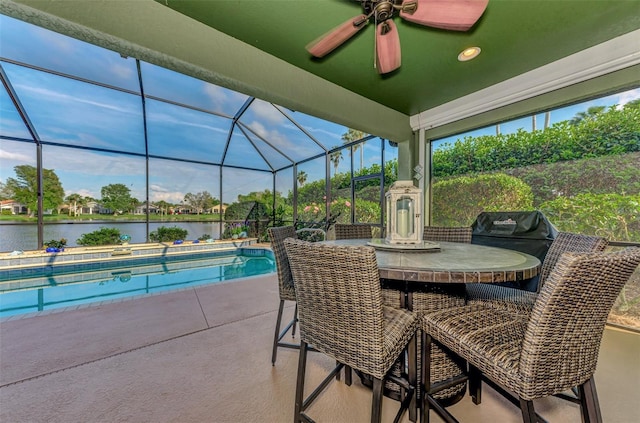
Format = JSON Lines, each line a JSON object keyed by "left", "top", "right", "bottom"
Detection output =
{"left": 0, "top": 166, "right": 220, "bottom": 217}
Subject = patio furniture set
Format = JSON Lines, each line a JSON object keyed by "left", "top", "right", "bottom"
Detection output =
{"left": 267, "top": 224, "right": 640, "bottom": 423}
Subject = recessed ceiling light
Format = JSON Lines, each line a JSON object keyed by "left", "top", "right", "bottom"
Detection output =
{"left": 458, "top": 47, "right": 481, "bottom": 62}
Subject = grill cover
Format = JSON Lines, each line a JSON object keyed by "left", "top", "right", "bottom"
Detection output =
{"left": 471, "top": 211, "right": 558, "bottom": 291}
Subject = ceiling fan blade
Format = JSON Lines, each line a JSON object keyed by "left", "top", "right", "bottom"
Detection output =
{"left": 399, "top": 0, "right": 489, "bottom": 31}
{"left": 376, "top": 20, "right": 401, "bottom": 74}
{"left": 306, "top": 14, "right": 368, "bottom": 58}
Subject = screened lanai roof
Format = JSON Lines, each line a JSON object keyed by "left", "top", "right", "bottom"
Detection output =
{"left": 1, "top": 14, "right": 358, "bottom": 174}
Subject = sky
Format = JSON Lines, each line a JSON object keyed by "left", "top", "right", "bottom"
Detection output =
{"left": 0, "top": 14, "right": 369, "bottom": 205}
{"left": 0, "top": 14, "right": 635, "bottom": 206}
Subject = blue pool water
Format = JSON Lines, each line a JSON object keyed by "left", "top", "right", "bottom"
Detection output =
{"left": 0, "top": 252, "right": 275, "bottom": 318}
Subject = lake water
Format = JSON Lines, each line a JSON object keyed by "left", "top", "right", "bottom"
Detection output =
{"left": 0, "top": 221, "right": 224, "bottom": 252}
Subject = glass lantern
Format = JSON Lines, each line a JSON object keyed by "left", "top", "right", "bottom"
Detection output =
{"left": 385, "top": 180, "right": 423, "bottom": 244}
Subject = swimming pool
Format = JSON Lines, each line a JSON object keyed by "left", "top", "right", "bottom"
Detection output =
{"left": 0, "top": 251, "right": 275, "bottom": 318}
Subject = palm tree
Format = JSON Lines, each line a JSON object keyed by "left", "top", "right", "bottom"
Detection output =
{"left": 156, "top": 200, "right": 170, "bottom": 216}
{"left": 297, "top": 171, "right": 307, "bottom": 186}
{"left": 329, "top": 148, "right": 343, "bottom": 176}
{"left": 570, "top": 105, "right": 606, "bottom": 125}
{"left": 341, "top": 129, "right": 367, "bottom": 171}
{"left": 544, "top": 111, "right": 551, "bottom": 129}
{"left": 65, "top": 193, "right": 83, "bottom": 217}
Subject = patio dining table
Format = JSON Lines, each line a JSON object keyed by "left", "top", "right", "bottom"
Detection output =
{"left": 320, "top": 238, "right": 541, "bottom": 286}
{"left": 319, "top": 238, "right": 541, "bottom": 405}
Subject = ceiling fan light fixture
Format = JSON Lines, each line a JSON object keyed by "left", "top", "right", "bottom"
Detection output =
{"left": 307, "top": 0, "right": 489, "bottom": 74}
{"left": 458, "top": 46, "right": 481, "bottom": 61}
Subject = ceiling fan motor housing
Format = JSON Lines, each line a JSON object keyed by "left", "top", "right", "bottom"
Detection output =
{"left": 361, "top": 0, "right": 403, "bottom": 22}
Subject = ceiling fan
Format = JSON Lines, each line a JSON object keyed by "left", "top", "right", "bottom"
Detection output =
{"left": 306, "top": 0, "right": 489, "bottom": 74}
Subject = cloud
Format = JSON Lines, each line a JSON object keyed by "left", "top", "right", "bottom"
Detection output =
{"left": 0, "top": 149, "right": 34, "bottom": 163}
{"left": 245, "top": 120, "right": 308, "bottom": 156}
{"left": 17, "top": 83, "right": 137, "bottom": 114}
{"left": 75, "top": 188, "right": 95, "bottom": 198}
{"left": 110, "top": 62, "right": 135, "bottom": 81}
{"left": 44, "top": 148, "right": 145, "bottom": 176}
{"left": 250, "top": 99, "right": 285, "bottom": 124}
{"left": 146, "top": 108, "right": 230, "bottom": 135}
{"left": 150, "top": 184, "right": 169, "bottom": 193}
{"left": 616, "top": 88, "right": 640, "bottom": 108}
{"left": 201, "top": 83, "right": 249, "bottom": 115}
{"left": 36, "top": 26, "right": 75, "bottom": 55}
{"left": 282, "top": 121, "right": 343, "bottom": 145}
{"left": 150, "top": 191, "right": 185, "bottom": 204}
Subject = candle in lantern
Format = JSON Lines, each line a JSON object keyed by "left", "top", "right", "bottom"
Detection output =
{"left": 397, "top": 209, "right": 409, "bottom": 238}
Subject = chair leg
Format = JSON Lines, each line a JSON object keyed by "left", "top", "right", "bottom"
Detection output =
{"left": 371, "top": 377, "right": 384, "bottom": 423}
{"left": 420, "top": 332, "right": 431, "bottom": 423}
{"left": 408, "top": 334, "right": 418, "bottom": 423}
{"left": 519, "top": 398, "right": 536, "bottom": 423}
{"left": 469, "top": 364, "right": 482, "bottom": 405}
{"left": 579, "top": 377, "right": 602, "bottom": 423}
{"left": 291, "top": 303, "right": 298, "bottom": 337}
{"left": 335, "top": 361, "right": 352, "bottom": 384}
{"left": 272, "top": 299, "right": 285, "bottom": 365}
{"left": 344, "top": 365, "right": 353, "bottom": 386}
{"left": 294, "top": 340, "right": 309, "bottom": 423}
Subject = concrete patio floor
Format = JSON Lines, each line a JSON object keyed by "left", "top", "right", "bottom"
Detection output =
{"left": 1, "top": 273, "right": 638, "bottom": 422}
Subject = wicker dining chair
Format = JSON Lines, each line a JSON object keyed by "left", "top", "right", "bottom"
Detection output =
{"left": 412, "top": 226, "right": 472, "bottom": 406}
{"left": 466, "top": 232, "right": 608, "bottom": 315}
{"left": 422, "top": 226, "right": 472, "bottom": 243}
{"left": 334, "top": 223, "right": 402, "bottom": 307}
{"left": 284, "top": 238, "right": 419, "bottom": 423}
{"left": 334, "top": 223, "right": 373, "bottom": 240}
{"left": 421, "top": 247, "right": 640, "bottom": 423}
{"left": 267, "top": 226, "right": 300, "bottom": 366}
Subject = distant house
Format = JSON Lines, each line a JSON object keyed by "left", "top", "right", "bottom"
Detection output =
{"left": 135, "top": 202, "right": 159, "bottom": 215}
{"left": 212, "top": 204, "right": 227, "bottom": 214}
{"left": 81, "top": 201, "right": 100, "bottom": 215}
{"left": 98, "top": 205, "right": 114, "bottom": 215}
{"left": 0, "top": 199, "right": 27, "bottom": 215}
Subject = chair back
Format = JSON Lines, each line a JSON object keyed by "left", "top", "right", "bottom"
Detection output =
{"left": 520, "top": 248, "right": 640, "bottom": 395}
{"left": 423, "top": 226, "right": 472, "bottom": 243}
{"left": 267, "top": 226, "right": 297, "bottom": 300}
{"left": 284, "top": 238, "right": 388, "bottom": 379}
{"left": 537, "top": 232, "right": 608, "bottom": 292}
{"left": 334, "top": 223, "right": 373, "bottom": 240}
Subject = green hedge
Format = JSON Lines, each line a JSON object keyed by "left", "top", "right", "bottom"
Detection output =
{"left": 297, "top": 160, "right": 398, "bottom": 206}
{"left": 432, "top": 173, "right": 533, "bottom": 226}
{"left": 77, "top": 227, "right": 121, "bottom": 246}
{"left": 506, "top": 152, "right": 640, "bottom": 205}
{"left": 540, "top": 193, "right": 640, "bottom": 242}
{"left": 433, "top": 104, "right": 640, "bottom": 177}
{"left": 149, "top": 226, "right": 187, "bottom": 243}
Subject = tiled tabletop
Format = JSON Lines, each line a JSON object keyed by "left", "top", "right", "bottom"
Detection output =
{"left": 321, "top": 239, "right": 541, "bottom": 284}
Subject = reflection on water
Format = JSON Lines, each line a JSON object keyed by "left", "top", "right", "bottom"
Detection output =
{"left": 0, "top": 221, "right": 223, "bottom": 252}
